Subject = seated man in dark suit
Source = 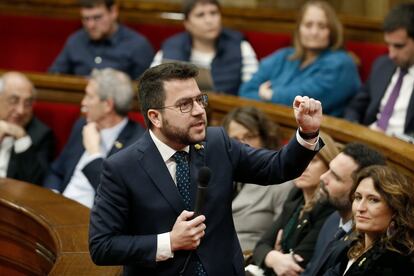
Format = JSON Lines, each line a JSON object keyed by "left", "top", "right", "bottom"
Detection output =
{"left": 301, "top": 143, "right": 386, "bottom": 276}
{"left": 89, "top": 62, "right": 324, "bottom": 276}
{"left": 344, "top": 3, "right": 414, "bottom": 139}
{"left": 0, "top": 72, "right": 54, "bottom": 185}
{"left": 43, "top": 68, "right": 145, "bottom": 208}
{"left": 49, "top": 0, "right": 154, "bottom": 79}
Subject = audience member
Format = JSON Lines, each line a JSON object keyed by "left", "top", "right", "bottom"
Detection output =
{"left": 344, "top": 3, "right": 414, "bottom": 138}
{"left": 323, "top": 165, "right": 414, "bottom": 275}
{"left": 0, "top": 72, "right": 53, "bottom": 185}
{"left": 89, "top": 62, "right": 323, "bottom": 275}
{"left": 250, "top": 132, "right": 338, "bottom": 276}
{"left": 301, "top": 143, "right": 386, "bottom": 276}
{"left": 151, "top": 0, "right": 258, "bottom": 95}
{"left": 49, "top": 0, "right": 154, "bottom": 79}
{"left": 222, "top": 106, "right": 293, "bottom": 252}
{"left": 43, "top": 68, "right": 145, "bottom": 208}
{"left": 239, "top": 0, "right": 360, "bottom": 117}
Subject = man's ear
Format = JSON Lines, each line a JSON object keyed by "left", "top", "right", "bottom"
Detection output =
{"left": 104, "top": 98, "right": 114, "bottom": 113}
{"left": 148, "top": 109, "right": 162, "bottom": 128}
{"left": 109, "top": 4, "right": 119, "bottom": 20}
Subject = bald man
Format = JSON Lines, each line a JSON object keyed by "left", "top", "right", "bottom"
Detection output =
{"left": 0, "top": 72, "right": 54, "bottom": 185}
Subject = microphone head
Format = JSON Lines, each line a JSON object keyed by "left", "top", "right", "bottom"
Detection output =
{"left": 198, "top": 167, "right": 211, "bottom": 188}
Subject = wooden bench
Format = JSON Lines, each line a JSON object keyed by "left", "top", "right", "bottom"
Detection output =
{"left": 0, "top": 178, "right": 121, "bottom": 275}
{"left": 21, "top": 71, "right": 414, "bottom": 180}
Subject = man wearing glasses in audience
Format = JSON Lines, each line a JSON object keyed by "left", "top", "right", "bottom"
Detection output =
{"left": 49, "top": 0, "right": 154, "bottom": 79}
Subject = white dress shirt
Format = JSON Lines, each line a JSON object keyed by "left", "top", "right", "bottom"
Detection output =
{"left": 373, "top": 65, "right": 414, "bottom": 135}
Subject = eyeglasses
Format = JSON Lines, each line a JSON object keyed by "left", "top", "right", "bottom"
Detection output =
{"left": 81, "top": 14, "right": 104, "bottom": 23}
{"left": 154, "top": 93, "right": 208, "bottom": 113}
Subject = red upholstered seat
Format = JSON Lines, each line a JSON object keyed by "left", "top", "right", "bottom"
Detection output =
{"left": 33, "top": 101, "right": 81, "bottom": 157}
{"left": 345, "top": 41, "right": 388, "bottom": 81}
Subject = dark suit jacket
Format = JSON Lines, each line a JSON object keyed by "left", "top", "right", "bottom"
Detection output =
{"left": 323, "top": 242, "right": 414, "bottom": 276}
{"left": 43, "top": 118, "right": 144, "bottom": 192}
{"left": 344, "top": 55, "right": 414, "bottom": 135}
{"left": 89, "top": 127, "right": 322, "bottom": 276}
{"left": 301, "top": 212, "right": 353, "bottom": 276}
{"left": 253, "top": 187, "right": 334, "bottom": 275}
{"left": 7, "top": 117, "right": 54, "bottom": 185}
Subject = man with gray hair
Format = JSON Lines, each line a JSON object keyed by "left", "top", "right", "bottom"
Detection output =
{"left": 43, "top": 68, "right": 145, "bottom": 208}
{"left": 0, "top": 72, "right": 54, "bottom": 185}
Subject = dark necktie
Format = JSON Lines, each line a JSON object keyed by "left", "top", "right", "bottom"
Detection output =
{"left": 173, "top": 151, "right": 207, "bottom": 276}
{"left": 377, "top": 68, "right": 408, "bottom": 131}
{"left": 333, "top": 227, "right": 346, "bottom": 240}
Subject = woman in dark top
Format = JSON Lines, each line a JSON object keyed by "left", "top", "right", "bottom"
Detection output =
{"left": 323, "top": 165, "right": 414, "bottom": 276}
{"left": 252, "top": 132, "right": 338, "bottom": 276}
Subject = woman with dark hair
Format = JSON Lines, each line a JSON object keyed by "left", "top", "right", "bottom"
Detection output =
{"left": 151, "top": 0, "right": 258, "bottom": 95}
{"left": 239, "top": 1, "right": 360, "bottom": 117}
{"left": 324, "top": 165, "right": 414, "bottom": 275}
{"left": 222, "top": 106, "right": 293, "bottom": 253}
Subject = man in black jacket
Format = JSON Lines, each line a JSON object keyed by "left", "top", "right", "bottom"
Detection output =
{"left": 0, "top": 72, "right": 54, "bottom": 185}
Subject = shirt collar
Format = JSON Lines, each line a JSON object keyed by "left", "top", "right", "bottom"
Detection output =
{"left": 339, "top": 217, "right": 353, "bottom": 233}
{"left": 149, "top": 129, "right": 190, "bottom": 163}
{"left": 100, "top": 118, "right": 128, "bottom": 153}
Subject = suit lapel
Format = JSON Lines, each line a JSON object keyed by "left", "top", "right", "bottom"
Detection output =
{"left": 107, "top": 120, "right": 134, "bottom": 156}
{"left": 189, "top": 142, "right": 206, "bottom": 210}
{"left": 137, "top": 132, "right": 186, "bottom": 214}
{"left": 372, "top": 64, "right": 396, "bottom": 111}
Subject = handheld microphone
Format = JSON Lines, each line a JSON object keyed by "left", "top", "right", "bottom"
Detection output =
{"left": 193, "top": 166, "right": 211, "bottom": 216}
{"left": 180, "top": 167, "right": 211, "bottom": 276}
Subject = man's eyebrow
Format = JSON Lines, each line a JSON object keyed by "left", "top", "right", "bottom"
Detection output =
{"left": 330, "top": 168, "right": 342, "bottom": 181}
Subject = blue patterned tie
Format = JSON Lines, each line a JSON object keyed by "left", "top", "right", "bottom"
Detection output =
{"left": 173, "top": 151, "right": 207, "bottom": 276}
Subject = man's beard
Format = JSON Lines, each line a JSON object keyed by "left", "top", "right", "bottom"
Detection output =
{"left": 319, "top": 181, "right": 352, "bottom": 212}
{"left": 162, "top": 117, "right": 205, "bottom": 146}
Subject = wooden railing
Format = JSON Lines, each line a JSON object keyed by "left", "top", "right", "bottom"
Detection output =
{"left": 16, "top": 70, "right": 414, "bottom": 180}
{"left": 0, "top": 178, "right": 121, "bottom": 275}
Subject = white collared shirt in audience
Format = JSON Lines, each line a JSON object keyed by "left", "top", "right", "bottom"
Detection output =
{"left": 63, "top": 119, "right": 127, "bottom": 208}
{"left": 373, "top": 65, "right": 414, "bottom": 135}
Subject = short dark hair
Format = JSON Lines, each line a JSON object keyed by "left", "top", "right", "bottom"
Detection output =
{"left": 79, "top": 0, "right": 114, "bottom": 9}
{"left": 182, "top": 0, "right": 221, "bottom": 19}
{"left": 138, "top": 62, "right": 199, "bottom": 128}
{"left": 383, "top": 3, "right": 414, "bottom": 39}
{"left": 342, "top": 143, "right": 386, "bottom": 174}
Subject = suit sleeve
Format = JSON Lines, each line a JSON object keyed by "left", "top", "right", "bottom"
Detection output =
{"left": 12, "top": 128, "right": 54, "bottom": 185}
{"left": 89, "top": 159, "right": 157, "bottom": 267}
{"left": 43, "top": 119, "right": 83, "bottom": 191}
{"left": 344, "top": 75, "right": 374, "bottom": 123}
{"left": 82, "top": 158, "right": 104, "bottom": 191}
{"left": 48, "top": 40, "right": 73, "bottom": 74}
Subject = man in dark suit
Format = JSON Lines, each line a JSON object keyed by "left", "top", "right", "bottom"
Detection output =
{"left": 344, "top": 3, "right": 414, "bottom": 138}
{"left": 0, "top": 72, "right": 54, "bottom": 185}
{"left": 89, "top": 62, "right": 324, "bottom": 275}
{"left": 43, "top": 68, "right": 144, "bottom": 208}
{"left": 301, "top": 143, "right": 386, "bottom": 276}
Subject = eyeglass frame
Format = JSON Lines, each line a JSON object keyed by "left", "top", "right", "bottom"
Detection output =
{"left": 152, "top": 93, "right": 209, "bottom": 113}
